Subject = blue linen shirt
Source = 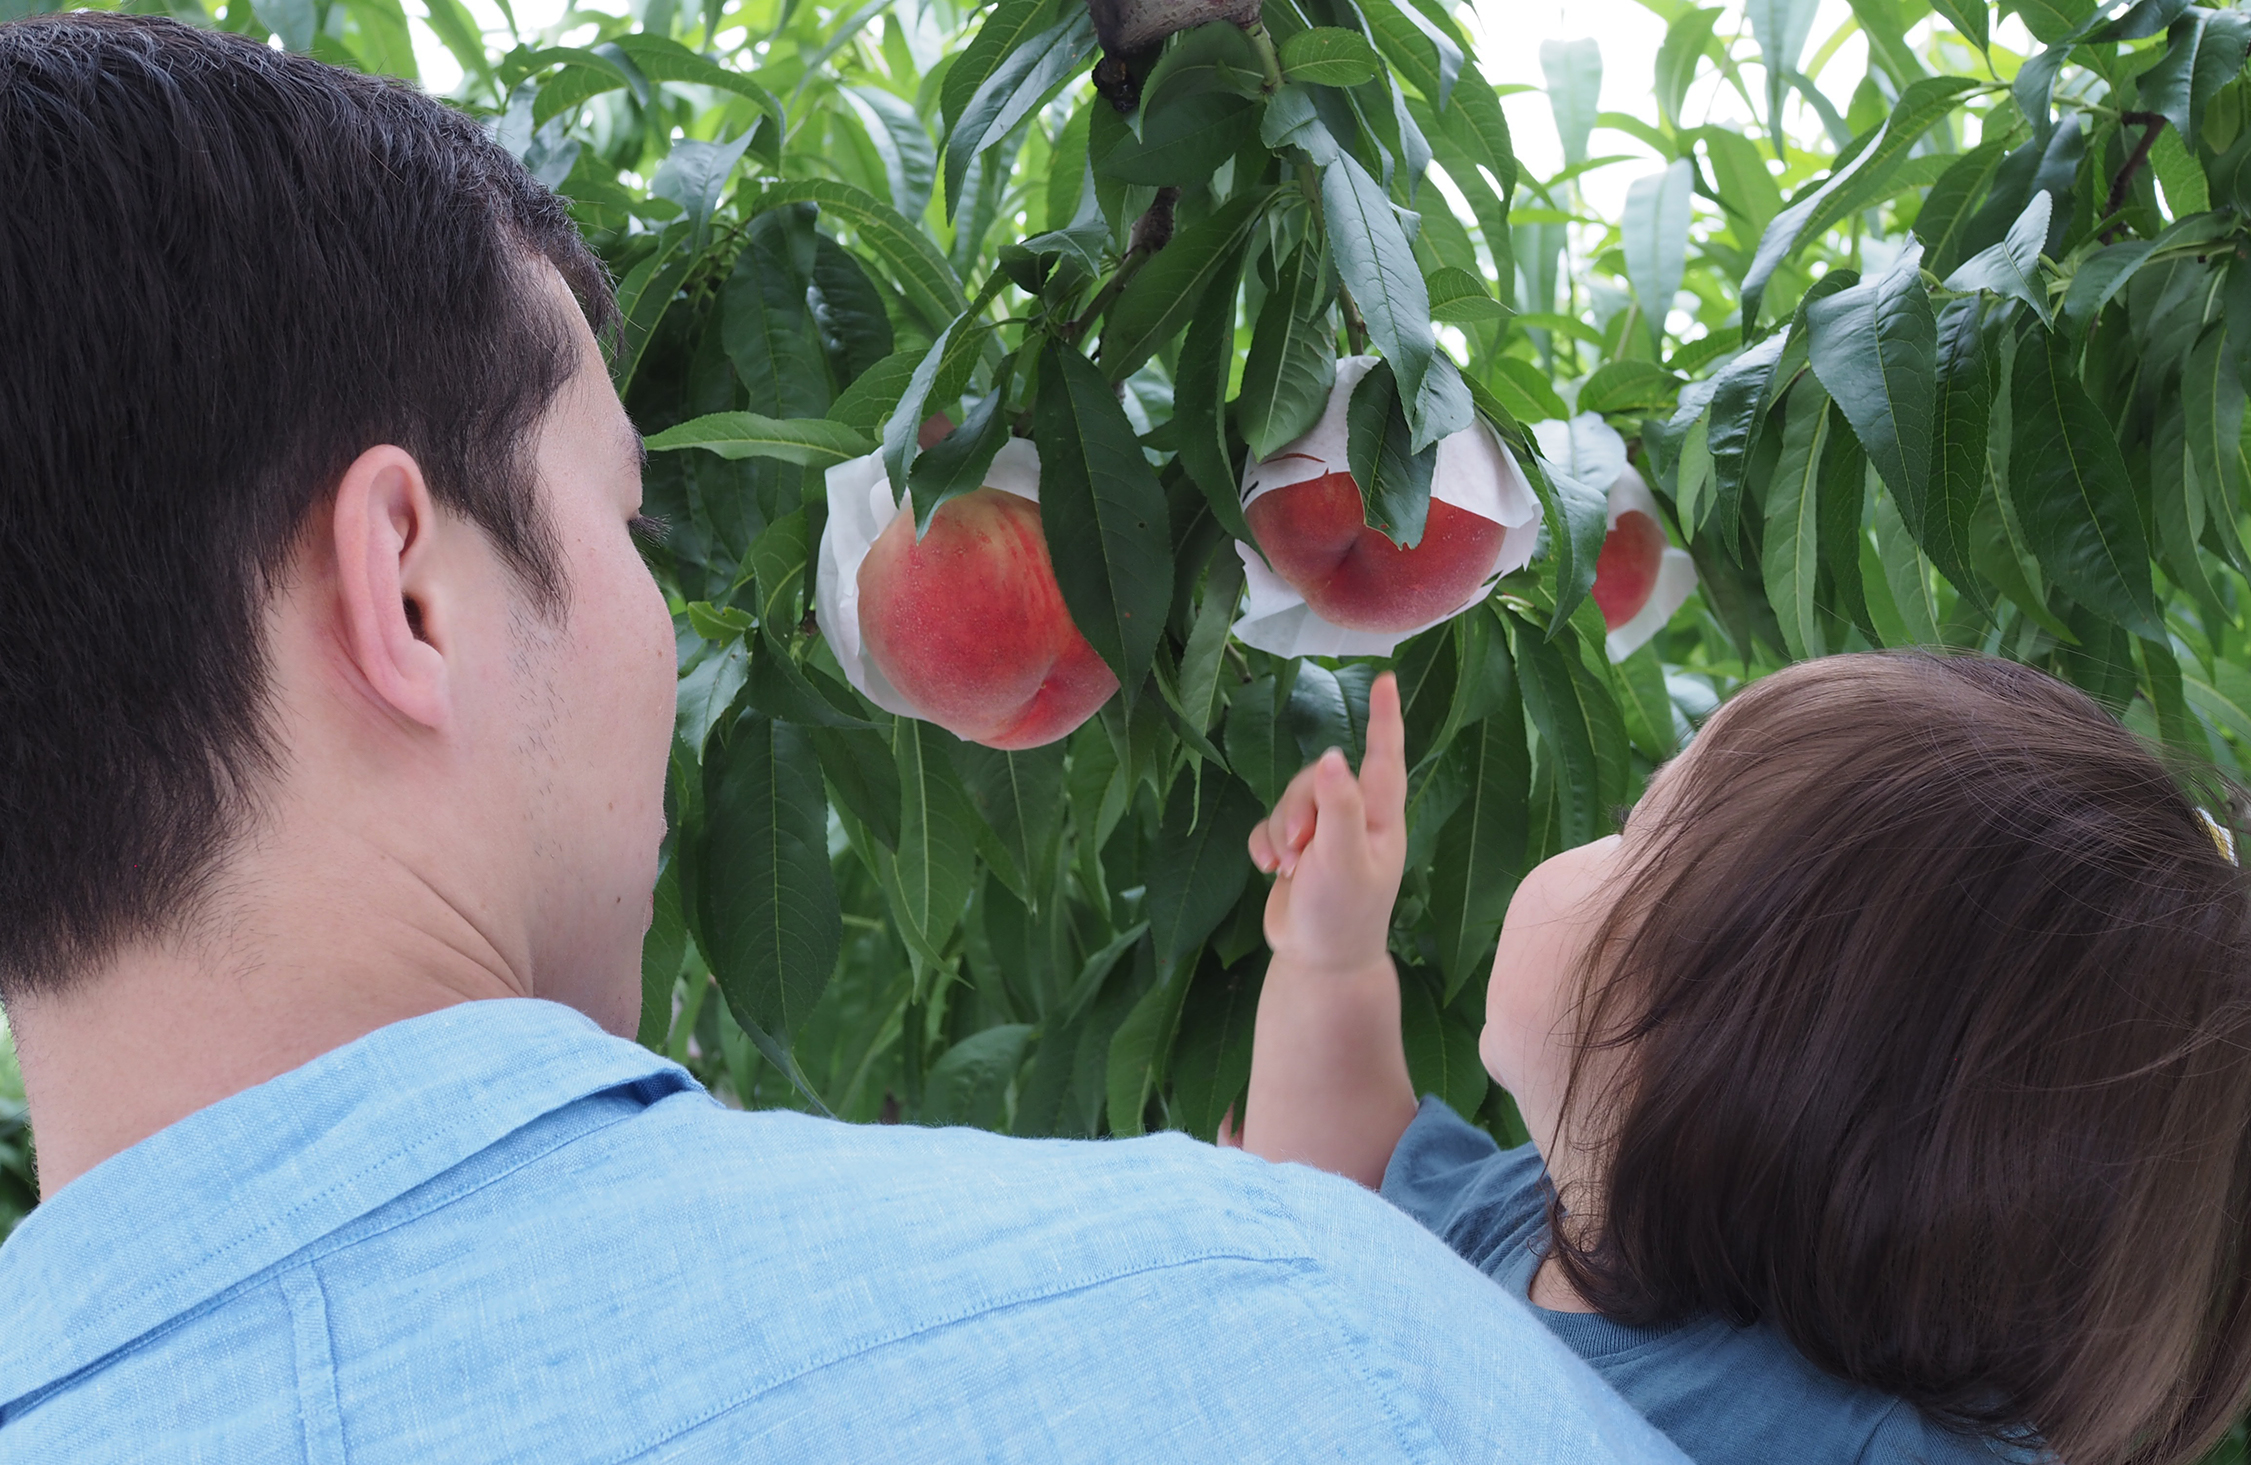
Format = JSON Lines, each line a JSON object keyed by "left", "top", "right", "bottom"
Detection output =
{"left": 0, "top": 999, "right": 1686, "bottom": 1464}
{"left": 1383, "top": 1098, "right": 2034, "bottom": 1465}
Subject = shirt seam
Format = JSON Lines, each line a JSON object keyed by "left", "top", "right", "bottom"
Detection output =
{"left": 597, "top": 1249, "right": 1342, "bottom": 1465}
{"left": 35, "top": 1058, "right": 674, "bottom": 1357}
{"left": 0, "top": 1089, "right": 658, "bottom": 1423}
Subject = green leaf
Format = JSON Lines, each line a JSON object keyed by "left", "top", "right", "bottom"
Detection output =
{"left": 2185, "top": 321, "right": 2250, "bottom": 573}
{"left": 941, "top": 0, "right": 1048, "bottom": 138}
{"left": 1702, "top": 329, "right": 1791, "bottom": 530}
{"left": 1101, "top": 188, "right": 1271, "bottom": 381}
{"left": 2008, "top": 323, "right": 2164, "bottom": 638}
{"left": 1622, "top": 159, "right": 1694, "bottom": 352}
{"left": 1696, "top": 126, "right": 1785, "bottom": 243}
{"left": 845, "top": 85, "right": 939, "bottom": 222}
{"left": 2016, "top": 0, "right": 2097, "bottom": 45}
{"left": 1362, "top": 0, "right": 1466, "bottom": 110}
{"left": 639, "top": 858, "right": 686, "bottom": 1051}
{"left": 810, "top": 238, "right": 896, "bottom": 385}
{"left": 1146, "top": 773, "right": 1265, "bottom": 973}
{"left": 1321, "top": 151, "right": 1469, "bottom": 448}
{"left": 1140, "top": 22, "right": 1268, "bottom": 124}
{"left": 1540, "top": 38, "right": 1602, "bottom": 169}
{"left": 1225, "top": 676, "right": 1294, "bottom": 808}
{"left": 826, "top": 350, "right": 923, "bottom": 432}
{"left": 1034, "top": 340, "right": 1174, "bottom": 697}
{"left": 1428, "top": 680, "right": 1527, "bottom": 999}
{"left": 921, "top": 1024, "right": 1035, "bottom": 1128}
{"left": 1346, "top": 358, "right": 1439, "bottom": 549}
{"left": 809, "top": 724, "right": 902, "bottom": 850}
{"left": 1929, "top": 0, "right": 1989, "bottom": 49}
{"left": 892, "top": 718, "right": 980, "bottom": 965}
{"left": 253, "top": 0, "right": 317, "bottom": 52}
{"left": 2061, "top": 239, "right": 2156, "bottom": 328}
{"left": 953, "top": 741, "right": 1066, "bottom": 906}
{"left": 1239, "top": 242, "right": 1339, "bottom": 461}
{"left": 1400, "top": 968, "right": 1490, "bottom": 1115}
{"left": 1794, "top": 78, "right": 1982, "bottom": 247}
{"left": 1426, "top": 265, "right": 1508, "bottom": 323}
{"left": 1747, "top": 0, "right": 1819, "bottom": 140}
{"left": 1280, "top": 25, "right": 1382, "bottom": 87}
{"left": 646, "top": 412, "right": 872, "bottom": 466}
{"left": 943, "top": 9, "right": 1097, "bottom": 219}
{"left": 612, "top": 232, "right": 696, "bottom": 397}
{"left": 1944, "top": 190, "right": 2055, "bottom": 326}
{"left": 2150, "top": 122, "right": 2209, "bottom": 212}
{"left": 1656, "top": 8, "right": 1722, "bottom": 130}
{"left": 1613, "top": 641, "right": 1678, "bottom": 760}
{"left": 1106, "top": 945, "right": 1190, "bottom": 1137}
{"left": 1510, "top": 616, "right": 1621, "bottom": 849}
{"left": 1740, "top": 114, "right": 1894, "bottom": 327}
{"left": 881, "top": 317, "right": 965, "bottom": 502}
{"left": 1924, "top": 291, "right": 1993, "bottom": 595}
{"left": 1168, "top": 959, "right": 1264, "bottom": 1141}
{"left": 755, "top": 179, "right": 968, "bottom": 334}
{"left": 723, "top": 216, "right": 831, "bottom": 420}
{"left": 1915, "top": 135, "right": 2013, "bottom": 277}
{"left": 1869, "top": 475, "right": 1943, "bottom": 644}
{"left": 1763, "top": 379, "right": 1832, "bottom": 660}
{"left": 1174, "top": 241, "right": 1255, "bottom": 546}
{"left": 1287, "top": 661, "right": 1373, "bottom": 765}
{"left": 1099, "top": 90, "right": 1261, "bottom": 185}
{"left": 698, "top": 714, "right": 841, "bottom": 1040}
{"left": 1580, "top": 360, "right": 1684, "bottom": 416}
{"left": 908, "top": 378, "right": 1016, "bottom": 532}
{"left": 1485, "top": 356, "right": 1569, "bottom": 422}
{"left": 1806, "top": 241, "right": 1938, "bottom": 548}
{"left": 2139, "top": 7, "right": 2251, "bottom": 151}
{"left": 1179, "top": 550, "right": 1246, "bottom": 735}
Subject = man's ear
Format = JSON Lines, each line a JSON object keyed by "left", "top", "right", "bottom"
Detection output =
{"left": 331, "top": 445, "right": 450, "bottom": 730}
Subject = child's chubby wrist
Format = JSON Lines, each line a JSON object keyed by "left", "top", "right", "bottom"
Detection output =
{"left": 1265, "top": 948, "right": 1400, "bottom": 1003}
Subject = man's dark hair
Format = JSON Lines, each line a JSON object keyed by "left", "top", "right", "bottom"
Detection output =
{"left": 1554, "top": 652, "right": 2251, "bottom": 1465}
{"left": 0, "top": 13, "right": 616, "bottom": 994}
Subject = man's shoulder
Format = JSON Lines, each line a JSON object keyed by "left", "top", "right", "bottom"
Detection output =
{"left": 0, "top": 1006, "right": 1686, "bottom": 1464}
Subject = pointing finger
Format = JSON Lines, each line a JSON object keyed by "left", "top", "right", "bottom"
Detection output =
{"left": 1361, "top": 671, "right": 1408, "bottom": 841}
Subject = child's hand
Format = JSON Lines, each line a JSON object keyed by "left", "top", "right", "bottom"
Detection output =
{"left": 1247, "top": 672, "right": 1407, "bottom": 977}
{"left": 1239, "top": 672, "right": 1417, "bottom": 1186}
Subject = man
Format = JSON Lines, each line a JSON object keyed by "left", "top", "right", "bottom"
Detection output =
{"left": 0, "top": 15, "right": 1683, "bottom": 1462}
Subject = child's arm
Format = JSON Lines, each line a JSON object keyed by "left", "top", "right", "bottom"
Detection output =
{"left": 1239, "top": 672, "right": 1419, "bottom": 1189}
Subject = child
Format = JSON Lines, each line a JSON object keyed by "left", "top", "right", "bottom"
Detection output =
{"left": 1240, "top": 651, "right": 2251, "bottom": 1465}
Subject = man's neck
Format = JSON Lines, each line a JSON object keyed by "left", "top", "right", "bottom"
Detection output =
{"left": 9, "top": 840, "right": 529, "bottom": 1199}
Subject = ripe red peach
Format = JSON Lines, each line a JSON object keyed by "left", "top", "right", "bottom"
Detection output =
{"left": 1593, "top": 508, "right": 1669, "bottom": 631}
{"left": 856, "top": 487, "right": 1117, "bottom": 750}
{"left": 1244, "top": 470, "right": 1507, "bottom": 634}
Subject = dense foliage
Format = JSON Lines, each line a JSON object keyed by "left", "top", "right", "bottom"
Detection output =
{"left": 9, "top": 3, "right": 2251, "bottom": 1385}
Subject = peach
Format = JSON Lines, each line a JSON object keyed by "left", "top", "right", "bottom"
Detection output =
{"left": 1245, "top": 470, "right": 1508, "bottom": 634}
{"left": 1593, "top": 509, "right": 1669, "bottom": 631}
{"left": 856, "top": 486, "right": 1117, "bottom": 750}
{"left": 916, "top": 413, "right": 955, "bottom": 451}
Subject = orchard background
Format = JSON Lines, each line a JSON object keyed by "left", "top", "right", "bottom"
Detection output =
{"left": 11, "top": 0, "right": 2251, "bottom": 1438}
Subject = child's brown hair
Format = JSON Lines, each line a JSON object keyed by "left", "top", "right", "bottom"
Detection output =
{"left": 1552, "top": 651, "right": 2251, "bottom": 1464}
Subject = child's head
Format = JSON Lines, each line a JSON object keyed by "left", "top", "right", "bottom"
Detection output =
{"left": 1481, "top": 651, "right": 2251, "bottom": 1464}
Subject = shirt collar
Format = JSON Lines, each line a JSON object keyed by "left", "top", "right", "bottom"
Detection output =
{"left": 0, "top": 997, "right": 692, "bottom": 1411}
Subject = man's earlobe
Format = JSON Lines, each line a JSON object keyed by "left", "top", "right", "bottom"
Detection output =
{"left": 331, "top": 446, "right": 450, "bottom": 730}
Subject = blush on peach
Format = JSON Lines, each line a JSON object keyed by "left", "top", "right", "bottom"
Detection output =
{"left": 1244, "top": 470, "right": 1507, "bottom": 635}
{"left": 856, "top": 487, "right": 1117, "bottom": 749}
{"left": 1592, "top": 509, "right": 1669, "bottom": 631}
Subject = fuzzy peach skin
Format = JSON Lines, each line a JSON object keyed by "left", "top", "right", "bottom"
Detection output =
{"left": 856, "top": 486, "right": 1117, "bottom": 750}
{"left": 1245, "top": 471, "right": 1509, "bottom": 634}
{"left": 1592, "top": 505, "right": 1669, "bottom": 630}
